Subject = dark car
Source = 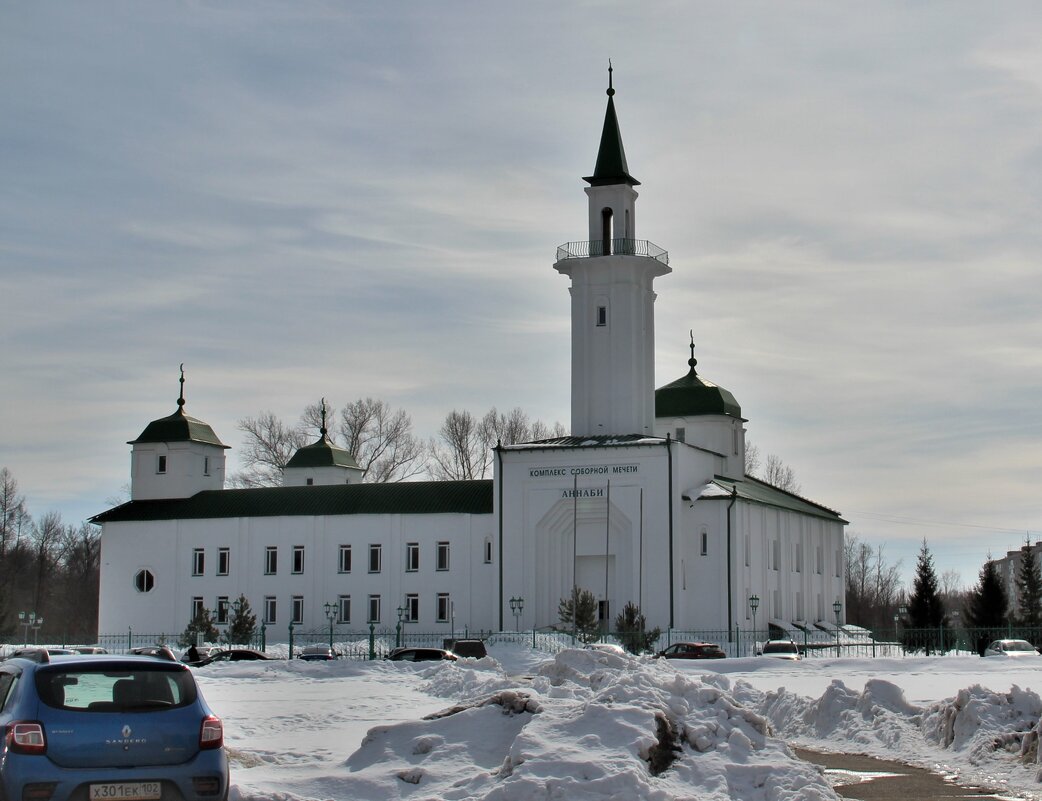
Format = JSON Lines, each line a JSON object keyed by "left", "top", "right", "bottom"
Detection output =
{"left": 0, "top": 652, "right": 227, "bottom": 801}
{"left": 386, "top": 647, "right": 458, "bottom": 663}
{"left": 129, "top": 645, "right": 177, "bottom": 662}
{"left": 194, "top": 648, "right": 270, "bottom": 667}
{"left": 655, "top": 642, "right": 727, "bottom": 660}
{"left": 5, "top": 648, "right": 78, "bottom": 662}
{"left": 298, "top": 645, "right": 339, "bottom": 661}
{"left": 442, "top": 639, "right": 488, "bottom": 659}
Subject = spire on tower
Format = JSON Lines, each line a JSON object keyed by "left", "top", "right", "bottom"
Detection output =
{"left": 584, "top": 61, "right": 640, "bottom": 187}
{"left": 688, "top": 331, "right": 698, "bottom": 374}
{"left": 320, "top": 397, "right": 328, "bottom": 438}
{"left": 177, "top": 364, "right": 186, "bottom": 410}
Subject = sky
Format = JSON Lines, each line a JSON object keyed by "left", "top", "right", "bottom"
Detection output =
{"left": 2, "top": 2, "right": 1041, "bottom": 590}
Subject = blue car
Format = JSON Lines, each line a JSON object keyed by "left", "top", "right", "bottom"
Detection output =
{"left": 1, "top": 650, "right": 228, "bottom": 801}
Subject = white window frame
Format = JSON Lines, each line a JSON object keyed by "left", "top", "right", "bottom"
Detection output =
{"left": 406, "top": 542, "right": 419, "bottom": 572}
{"left": 368, "top": 595, "right": 381, "bottom": 624}
{"left": 157, "top": 454, "right": 167, "bottom": 474}
{"left": 192, "top": 549, "right": 204, "bottom": 576}
{"left": 338, "top": 595, "right": 351, "bottom": 624}
{"left": 265, "top": 546, "right": 277, "bottom": 575}
{"left": 217, "top": 547, "right": 230, "bottom": 576}
{"left": 292, "top": 545, "right": 304, "bottom": 574}
{"left": 338, "top": 544, "right": 352, "bottom": 573}
{"left": 291, "top": 595, "right": 304, "bottom": 625}
{"left": 405, "top": 593, "right": 419, "bottom": 623}
{"left": 436, "top": 593, "right": 450, "bottom": 623}
{"left": 264, "top": 596, "right": 277, "bottom": 625}
{"left": 216, "top": 596, "right": 229, "bottom": 625}
{"left": 436, "top": 542, "right": 450, "bottom": 572}
{"left": 369, "top": 544, "right": 382, "bottom": 574}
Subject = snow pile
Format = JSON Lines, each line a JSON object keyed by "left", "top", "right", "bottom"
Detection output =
{"left": 337, "top": 649, "right": 838, "bottom": 800}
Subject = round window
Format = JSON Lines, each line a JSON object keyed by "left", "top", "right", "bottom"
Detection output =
{"left": 134, "top": 569, "right": 155, "bottom": 593}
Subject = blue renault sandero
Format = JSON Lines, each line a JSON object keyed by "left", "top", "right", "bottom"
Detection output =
{"left": 0, "top": 650, "right": 228, "bottom": 801}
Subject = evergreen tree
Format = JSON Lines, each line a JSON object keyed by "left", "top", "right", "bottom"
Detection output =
{"left": 907, "top": 540, "right": 944, "bottom": 652}
{"left": 964, "top": 554, "right": 1009, "bottom": 656}
{"left": 226, "top": 594, "right": 257, "bottom": 645}
{"left": 614, "top": 601, "right": 661, "bottom": 655}
{"left": 179, "top": 606, "right": 220, "bottom": 648}
{"left": 558, "top": 588, "right": 599, "bottom": 643}
{"left": 1015, "top": 543, "right": 1042, "bottom": 628}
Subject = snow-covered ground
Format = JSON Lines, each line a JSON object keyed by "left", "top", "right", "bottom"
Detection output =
{"left": 193, "top": 644, "right": 1042, "bottom": 800}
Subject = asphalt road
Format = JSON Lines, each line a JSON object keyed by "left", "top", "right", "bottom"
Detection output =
{"left": 796, "top": 749, "right": 1023, "bottom": 800}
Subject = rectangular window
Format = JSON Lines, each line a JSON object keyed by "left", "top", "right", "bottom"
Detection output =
{"left": 192, "top": 549, "right": 204, "bottom": 576}
{"left": 216, "top": 596, "right": 229, "bottom": 625}
{"left": 406, "top": 542, "right": 419, "bottom": 572}
{"left": 597, "top": 600, "right": 609, "bottom": 622}
{"left": 191, "top": 597, "right": 204, "bottom": 620}
{"left": 700, "top": 531, "right": 708, "bottom": 556}
{"left": 676, "top": 427, "right": 685, "bottom": 443}
{"left": 217, "top": 547, "right": 230, "bottom": 576}
{"left": 338, "top": 545, "right": 352, "bottom": 573}
{"left": 795, "top": 542, "right": 803, "bottom": 573}
{"left": 436, "top": 593, "right": 450, "bottom": 623}
{"left": 596, "top": 305, "right": 607, "bottom": 326}
{"left": 436, "top": 542, "right": 450, "bottom": 572}
{"left": 157, "top": 454, "right": 167, "bottom": 474}
{"left": 264, "top": 596, "right": 277, "bottom": 625}
{"left": 744, "top": 534, "right": 750, "bottom": 567}
{"left": 203, "top": 456, "right": 210, "bottom": 476}
{"left": 291, "top": 596, "right": 304, "bottom": 625}
{"left": 292, "top": 545, "right": 304, "bottom": 574}
{"left": 816, "top": 545, "right": 823, "bottom": 574}
{"left": 338, "top": 595, "right": 351, "bottom": 624}
{"left": 772, "top": 540, "right": 781, "bottom": 571}
{"left": 265, "top": 546, "right": 278, "bottom": 575}
{"left": 484, "top": 539, "right": 493, "bottom": 564}
{"left": 369, "top": 544, "right": 382, "bottom": 573}
{"left": 405, "top": 593, "right": 419, "bottom": 622}
{"left": 368, "top": 595, "right": 381, "bottom": 624}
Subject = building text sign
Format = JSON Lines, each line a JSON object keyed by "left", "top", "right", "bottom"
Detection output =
{"left": 528, "top": 464, "right": 639, "bottom": 479}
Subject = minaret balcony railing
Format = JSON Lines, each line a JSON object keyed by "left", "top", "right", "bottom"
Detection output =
{"left": 555, "top": 238, "right": 669, "bottom": 265}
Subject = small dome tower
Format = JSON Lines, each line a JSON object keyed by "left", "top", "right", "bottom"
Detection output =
{"left": 655, "top": 335, "right": 747, "bottom": 479}
{"left": 283, "top": 399, "right": 364, "bottom": 486}
{"left": 128, "top": 366, "right": 229, "bottom": 500}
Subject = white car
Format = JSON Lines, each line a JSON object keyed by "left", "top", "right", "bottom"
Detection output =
{"left": 758, "top": 640, "right": 801, "bottom": 660}
{"left": 983, "top": 639, "right": 1039, "bottom": 657}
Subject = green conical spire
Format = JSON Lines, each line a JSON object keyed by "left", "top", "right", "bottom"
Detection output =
{"left": 584, "top": 62, "right": 640, "bottom": 187}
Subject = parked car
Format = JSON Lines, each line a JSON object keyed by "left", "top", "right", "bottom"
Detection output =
{"left": 69, "top": 646, "right": 108, "bottom": 655}
{"left": 180, "top": 645, "right": 222, "bottom": 664}
{"left": 441, "top": 639, "right": 488, "bottom": 659}
{"left": 129, "top": 645, "right": 177, "bottom": 662}
{"left": 585, "top": 642, "right": 628, "bottom": 655}
{"left": 655, "top": 642, "right": 726, "bottom": 660}
{"left": 298, "top": 645, "right": 339, "bottom": 661}
{"left": 5, "top": 648, "right": 78, "bottom": 661}
{"left": 193, "top": 648, "right": 270, "bottom": 667}
{"left": 983, "top": 639, "right": 1040, "bottom": 657}
{"left": 758, "top": 640, "right": 802, "bottom": 660}
{"left": 387, "top": 647, "right": 458, "bottom": 662}
{"left": 0, "top": 651, "right": 228, "bottom": 801}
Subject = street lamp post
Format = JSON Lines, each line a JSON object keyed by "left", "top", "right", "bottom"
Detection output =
{"left": 509, "top": 597, "right": 524, "bottom": 632}
{"left": 18, "top": 612, "right": 35, "bottom": 647}
{"left": 324, "top": 602, "right": 337, "bottom": 650}
{"left": 396, "top": 605, "right": 407, "bottom": 648}
{"left": 833, "top": 601, "right": 842, "bottom": 658}
{"left": 748, "top": 595, "right": 760, "bottom": 656}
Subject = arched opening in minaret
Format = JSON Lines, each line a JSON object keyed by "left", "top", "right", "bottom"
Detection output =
{"left": 600, "top": 207, "right": 613, "bottom": 255}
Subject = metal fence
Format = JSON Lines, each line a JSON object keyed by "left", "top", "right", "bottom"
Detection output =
{"left": 6, "top": 624, "right": 1038, "bottom": 661}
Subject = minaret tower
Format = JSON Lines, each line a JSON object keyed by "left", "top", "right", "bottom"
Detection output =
{"left": 554, "top": 66, "right": 671, "bottom": 436}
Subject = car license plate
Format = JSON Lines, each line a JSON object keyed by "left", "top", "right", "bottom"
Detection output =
{"left": 89, "top": 782, "right": 161, "bottom": 800}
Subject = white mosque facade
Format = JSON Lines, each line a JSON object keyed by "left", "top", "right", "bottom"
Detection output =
{"left": 93, "top": 75, "right": 846, "bottom": 641}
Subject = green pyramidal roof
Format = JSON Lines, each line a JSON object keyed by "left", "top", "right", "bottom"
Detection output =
{"left": 285, "top": 435, "right": 360, "bottom": 470}
{"left": 656, "top": 366, "right": 742, "bottom": 419}
{"left": 584, "top": 83, "right": 640, "bottom": 187}
{"left": 129, "top": 407, "right": 228, "bottom": 448}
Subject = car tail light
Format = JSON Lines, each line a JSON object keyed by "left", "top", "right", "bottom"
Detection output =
{"left": 199, "top": 716, "right": 223, "bottom": 749}
{"left": 6, "top": 721, "right": 47, "bottom": 755}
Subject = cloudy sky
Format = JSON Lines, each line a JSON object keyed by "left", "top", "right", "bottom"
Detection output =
{"left": 3, "top": 2, "right": 1041, "bottom": 588}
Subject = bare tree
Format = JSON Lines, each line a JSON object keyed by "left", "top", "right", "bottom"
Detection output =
{"left": 0, "top": 467, "right": 29, "bottom": 559}
{"left": 337, "top": 398, "right": 426, "bottom": 482}
{"left": 29, "top": 511, "right": 69, "bottom": 615}
{"left": 844, "top": 532, "right": 903, "bottom": 630}
{"left": 58, "top": 523, "right": 101, "bottom": 639}
{"left": 761, "top": 453, "right": 801, "bottom": 494}
{"left": 744, "top": 441, "right": 761, "bottom": 476}
{"left": 429, "top": 410, "right": 488, "bottom": 480}
{"left": 231, "top": 412, "right": 310, "bottom": 487}
{"left": 531, "top": 419, "right": 567, "bottom": 441}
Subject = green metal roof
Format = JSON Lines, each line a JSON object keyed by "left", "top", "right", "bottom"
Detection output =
{"left": 696, "top": 476, "right": 846, "bottom": 523}
{"left": 128, "top": 407, "right": 229, "bottom": 448}
{"left": 655, "top": 366, "right": 743, "bottom": 419}
{"left": 90, "top": 480, "right": 493, "bottom": 524}
{"left": 285, "top": 435, "right": 360, "bottom": 470}
{"left": 583, "top": 78, "right": 639, "bottom": 187}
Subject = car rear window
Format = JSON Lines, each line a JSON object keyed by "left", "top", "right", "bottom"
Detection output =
{"left": 764, "top": 642, "right": 798, "bottom": 654}
{"left": 35, "top": 665, "right": 198, "bottom": 711}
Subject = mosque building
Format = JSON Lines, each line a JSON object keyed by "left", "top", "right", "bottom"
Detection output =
{"left": 92, "top": 72, "right": 846, "bottom": 642}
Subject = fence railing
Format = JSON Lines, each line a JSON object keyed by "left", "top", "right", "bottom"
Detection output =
{"left": 4, "top": 625, "right": 1035, "bottom": 661}
{"left": 555, "top": 238, "right": 669, "bottom": 265}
